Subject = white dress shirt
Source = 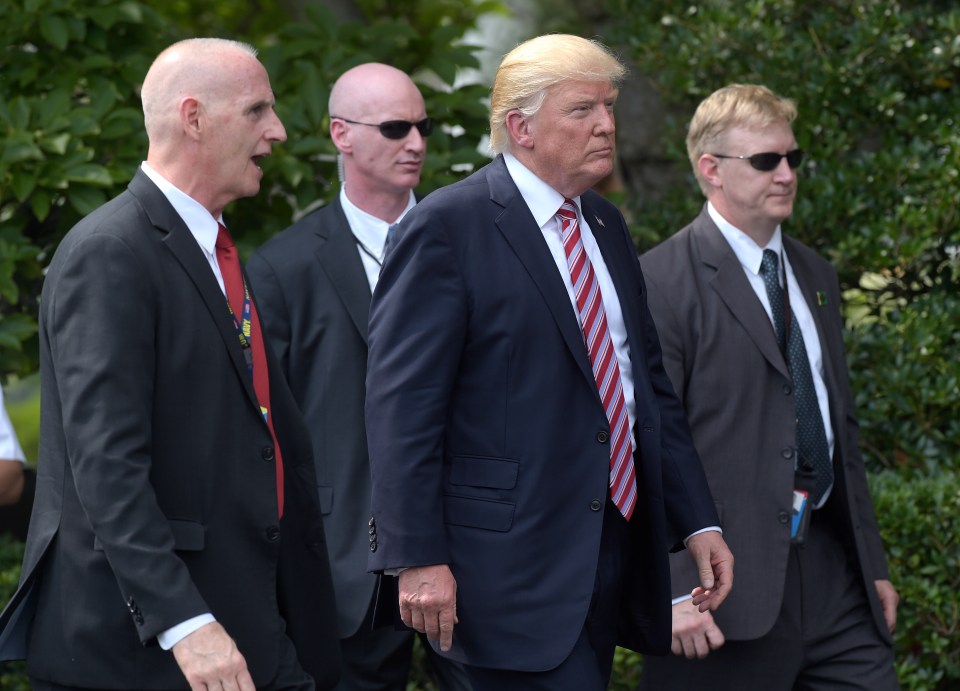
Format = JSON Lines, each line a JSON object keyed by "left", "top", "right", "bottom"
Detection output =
{"left": 340, "top": 185, "right": 416, "bottom": 291}
{"left": 707, "top": 201, "right": 835, "bottom": 507}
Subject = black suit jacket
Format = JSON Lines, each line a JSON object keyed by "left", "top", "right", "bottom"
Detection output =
{"left": 365, "top": 156, "right": 719, "bottom": 670}
{"left": 0, "top": 171, "right": 340, "bottom": 688}
{"left": 247, "top": 197, "right": 378, "bottom": 639}
{"left": 640, "top": 207, "right": 890, "bottom": 642}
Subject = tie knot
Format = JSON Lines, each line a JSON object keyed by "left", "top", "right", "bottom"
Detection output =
{"left": 216, "top": 223, "right": 235, "bottom": 250}
{"left": 557, "top": 199, "right": 578, "bottom": 221}
{"left": 761, "top": 249, "right": 779, "bottom": 276}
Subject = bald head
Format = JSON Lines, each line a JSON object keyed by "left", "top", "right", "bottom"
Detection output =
{"left": 327, "top": 63, "right": 427, "bottom": 221}
{"left": 141, "top": 38, "right": 258, "bottom": 143}
{"left": 328, "top": 63, "right": 424, "bottom": 125}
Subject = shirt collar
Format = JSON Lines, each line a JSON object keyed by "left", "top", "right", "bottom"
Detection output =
{"left": 140, "top": 162, "right": 221, "bottom": 255}
{"left": 340, "top": 185, "right": 416, "bottom": 252}
{"left": 707, "top": 201, "right": 783, "bottom": 277}
{"left": 503, "top": 153, "right": 580, "bottom": 227}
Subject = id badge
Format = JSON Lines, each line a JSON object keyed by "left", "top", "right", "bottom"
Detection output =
{"left": 791, "top": 489, "right": 810, "bottom": 544}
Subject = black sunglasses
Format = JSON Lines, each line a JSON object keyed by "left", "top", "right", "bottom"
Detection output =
{"left": 332, "top": 116, "right": 433, "bottom": 140}
{"left": 711, "top": 149, "right": 804, "bottom": 172}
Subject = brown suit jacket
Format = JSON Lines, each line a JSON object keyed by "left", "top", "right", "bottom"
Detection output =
{"left": 639, "top": 206, "right": 890, "bottom": 642}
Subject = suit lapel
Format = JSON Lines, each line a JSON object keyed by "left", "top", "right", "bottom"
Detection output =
{"left": 128, "top": 171, "right": 261, "bottom": 413}
{"left": 693, "top": 210, "right": 791, "bottom": 380}
{"left": 487, "top": 157, "right": 596, "bottom": 387}
{"left": 580, "top": 196, "right": 654, "bottom": 398}
{"left": 314, "top": 198, "right": 373, "bottom": 344}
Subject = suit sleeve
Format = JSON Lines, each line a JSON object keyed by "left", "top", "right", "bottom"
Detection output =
{"left": 365, "top": 206, "right": 468, "bottom": 572}
{"left": 47, "top": 232, "right": 207, "bottom": 642}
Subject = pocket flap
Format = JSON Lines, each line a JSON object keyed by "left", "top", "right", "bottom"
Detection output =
{"left": 449, "top": 455, "right": 519, "bottom": 489}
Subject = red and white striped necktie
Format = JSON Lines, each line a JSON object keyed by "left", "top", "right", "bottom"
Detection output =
{"left": 557, "top": 199, "right": 637, "bottom": 520}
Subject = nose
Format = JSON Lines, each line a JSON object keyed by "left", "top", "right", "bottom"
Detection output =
{"left": 772, "top": 155, "right": 795, "bottom": 181}
{"left": 267, "top": 110, "right": 287, "bottom": 144}
{"left": 403, "top": 126, "right": 427, "bottom": 154}
{"left": 595, "top": 107, "right": 615, "bottom": 136}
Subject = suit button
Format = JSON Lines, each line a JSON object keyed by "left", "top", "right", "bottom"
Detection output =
{"left": 265, "top": 525, "right": 281, "bottom": 542}
{"left": 262, "top": 446, "right": 275, "bottom": 462}
{"left": 596, "top": 431, "right": 609, "bottom": 444}
{"left": 369, "top": 540, "right": 378, "bottom": 552}
{"left": 778, "top": 511, "right": 789, "bottom": 524}
{"left": 783, "top": 384, "right": 792, "bottom": 395}
{"left": 781, "top": 447, "right": 794, "bottom": 460}
{"left": 590, "top": 499, "right": 602, "bottom": 511}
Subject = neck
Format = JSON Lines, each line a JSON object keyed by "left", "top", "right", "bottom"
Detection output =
{"left": 343, "top": 184, "right": 411, "bottom": 224}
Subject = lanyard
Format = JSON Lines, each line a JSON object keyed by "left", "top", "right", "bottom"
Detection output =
{"left": 226, "top": 279, "right": 254, "bottom": 377}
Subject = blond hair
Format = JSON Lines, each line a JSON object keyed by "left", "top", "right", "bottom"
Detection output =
{"left": 686, "top": 83, "right": 797, "bottom": 193}
{"left": 489, "top": 34, "right": 626, "bottom": 154}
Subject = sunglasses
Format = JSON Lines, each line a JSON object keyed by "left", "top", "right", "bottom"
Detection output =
{"left": 711, "top": 149, "right": 804, "bottom": 172}
{"left": 333, "top": 116, "right": 433, "bottom": 140}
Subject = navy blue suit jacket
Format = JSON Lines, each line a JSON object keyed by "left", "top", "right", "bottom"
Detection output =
{"left": 365, "top": 156, "right": 719, "bottom": 671}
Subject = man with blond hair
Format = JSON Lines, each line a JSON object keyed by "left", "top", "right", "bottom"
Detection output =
{"left": 364, "top": 33, "right": 733, "bottom": 689}
{"left": 248, "top": 62, "right": 469, "bottom": 691}
{"left": 639, "top": 84, "right": 897, "bottom": 689}
{"left": 0, "top": 38, "right": 340, "bottom": 690}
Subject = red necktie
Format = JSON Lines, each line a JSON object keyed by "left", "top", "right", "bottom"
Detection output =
{"left": 215, "top": 223, "right": 284, "bottom": 517}
{"left": 557, "top": 200, "right": 637, "bottom": 520}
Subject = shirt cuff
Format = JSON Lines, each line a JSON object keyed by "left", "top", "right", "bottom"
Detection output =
{"left": 683, "top": 525, "right": 722, "bottom": 546}
{"left": 157, "top": 613, "right": 216, "bottom": 650}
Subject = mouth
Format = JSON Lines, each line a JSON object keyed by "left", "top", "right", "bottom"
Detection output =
{"left": 251, "top": 153, "right": 269, "bottom": 169}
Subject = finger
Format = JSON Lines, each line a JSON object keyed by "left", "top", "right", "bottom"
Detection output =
{"left": 238, "top": 670, "right": 257, "bottom": 691}
{"left": 438, "top": 609, "right": 456, "bottom": 652}
{"left": 705, "top": 624, "right": 726, "bottom": 650}
{"left": 409, "top": 607, "right": 427, "bottom": 634}
{"left": 671, "top": 634, "right": 683, "bottom": 656}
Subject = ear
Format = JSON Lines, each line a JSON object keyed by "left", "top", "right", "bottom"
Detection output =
{"left": 330, "top": 118, "right": 352, "bottom": 154}
{"left": 697, "top": 154, "right": 723, "bottom": 190}
{"left": 505, "top": 109, "right": 534, "bottom": 151}
{"left": 179, "top": 97, "right": 202, "bottom": 141}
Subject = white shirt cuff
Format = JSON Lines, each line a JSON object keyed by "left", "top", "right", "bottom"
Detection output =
{"left": 682, "top": 525, "right": 722, "bottom": 546}
{"left": 156, "top": 613, "right": 216, "bottom": 650}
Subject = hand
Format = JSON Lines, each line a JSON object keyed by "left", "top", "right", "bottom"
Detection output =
{"left": 670, "top": 598, "right": 726, "bottom": 658}
{"left": 398, "top": 564, "right": 459, "bottom": 652}
{"left": 875, "top": 578, "right": 899, "bottom": 633}
{"left": 685, "top": 531, "right": 734, "bottom": 612}
{"left": 171, "top": 622, "right": 254, "bottom": 691}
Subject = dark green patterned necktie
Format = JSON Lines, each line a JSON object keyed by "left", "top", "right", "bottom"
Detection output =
{"left": 760, "top": 249, "right": 833, "bottom": 504}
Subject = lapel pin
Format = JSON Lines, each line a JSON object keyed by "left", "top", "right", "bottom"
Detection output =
{"left": 816, "top": 290, "right": 828, "bottom": 306}
{"left": 594, "top": 215, "right": 604, "bottom": 228}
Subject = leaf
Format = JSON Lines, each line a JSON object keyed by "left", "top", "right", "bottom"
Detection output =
{"left": 64, "top": 164, "right": 113, "bottom": 186}
{"left": 39, "top": 14, "right": 69, "bottom": 50}
{"left": 67, "top": 185, "right": 107, "bottom": 216}
{"left": 9, "top": 174, "right": 36, "bottom": 203}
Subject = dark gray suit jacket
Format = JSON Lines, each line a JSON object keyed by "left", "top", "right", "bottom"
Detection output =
{"left": 0, "top": 171, "right": 341, "bottom": 688}
{"left": 639, "top": 206, "right": 890, "bottom": 642}
{"left": 247, "top": 197, "right": 376, "bottom": 639}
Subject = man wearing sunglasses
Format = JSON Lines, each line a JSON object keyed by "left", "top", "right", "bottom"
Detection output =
{"left": 247, "top": 62, "right": 470, "bottom": 691}
{"left": 639, "top": 84, "right": 898, "bottom": 689}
